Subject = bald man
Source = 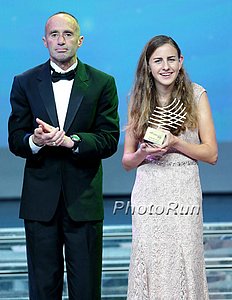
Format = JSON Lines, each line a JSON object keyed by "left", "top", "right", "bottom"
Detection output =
{"left": 8, "top": 11, "right": 119, "bottom": 300}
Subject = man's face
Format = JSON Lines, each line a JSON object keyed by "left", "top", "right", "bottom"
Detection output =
{"left": 43, "top": 14, "right": 83, "bottom": 69}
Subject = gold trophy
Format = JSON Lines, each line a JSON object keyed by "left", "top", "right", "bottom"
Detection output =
{"left": 143, "top": 98, "right": 187, "bottom": 146}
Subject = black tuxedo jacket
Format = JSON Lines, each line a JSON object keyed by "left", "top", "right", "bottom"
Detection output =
{"left": 8, "top": 60, "right": 120, "bottom": 222}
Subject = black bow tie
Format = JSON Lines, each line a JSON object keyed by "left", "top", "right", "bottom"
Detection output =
{"left": 51, "top": 67, "right": 77, "bottom": 83}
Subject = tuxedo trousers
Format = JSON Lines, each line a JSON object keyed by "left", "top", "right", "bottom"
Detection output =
{"left": 24, "top": 193, "right": 103, "bottom": 300}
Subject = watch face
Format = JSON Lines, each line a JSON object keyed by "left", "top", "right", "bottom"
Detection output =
{"left": 71, "top": 134, "right": 81, "bottom": 142}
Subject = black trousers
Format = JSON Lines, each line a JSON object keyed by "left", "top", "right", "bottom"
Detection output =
{"left": 24, "top": 194, "right": 103, "bottom": 300}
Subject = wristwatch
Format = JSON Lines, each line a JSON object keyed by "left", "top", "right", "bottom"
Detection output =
{"left": 70, "top": 134, "right": 81, "bottom": 152}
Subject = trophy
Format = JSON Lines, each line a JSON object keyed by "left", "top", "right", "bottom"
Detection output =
{"left": 143, "top": 98, "right": 187, "bottom": 146}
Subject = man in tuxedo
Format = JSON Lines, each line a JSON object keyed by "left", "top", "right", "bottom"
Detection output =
{"left": 8, "top": 11, "right": 119, "bottom": 300}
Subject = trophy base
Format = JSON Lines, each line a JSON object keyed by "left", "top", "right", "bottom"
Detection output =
{"left": 143, "top": 127, "right": 166, "bottom": 146}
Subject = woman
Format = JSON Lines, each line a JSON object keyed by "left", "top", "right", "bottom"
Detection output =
{"left": 122, "top": 35, "right": 217, "bottom": 299}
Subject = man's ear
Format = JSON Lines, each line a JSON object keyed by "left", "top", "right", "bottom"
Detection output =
{"left": 78, "top": 36, "right": 84, "bottom": 48}
{"left": 42, "top": 36, "right": 48, "bottom": 48}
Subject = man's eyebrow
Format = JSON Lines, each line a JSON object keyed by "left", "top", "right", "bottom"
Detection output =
{"left": 48, "top": 30, "right": 73, "bottom": 34}
{"left": 63, "top": 30, "right": 74, "bottom": 33}
{"left": 49, "top": 30, "right": 59, "bottom": 34}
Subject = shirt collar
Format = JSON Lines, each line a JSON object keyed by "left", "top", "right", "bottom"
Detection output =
{"left": 50, "top": 60, "right": 78, "bottom": 73}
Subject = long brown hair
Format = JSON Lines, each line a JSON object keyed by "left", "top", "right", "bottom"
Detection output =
{"left": 127, "top": 35, "right": 198, "bottom": 141}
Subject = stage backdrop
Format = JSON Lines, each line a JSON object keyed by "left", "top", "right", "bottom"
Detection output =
{"left": 1, "top": 0, "right": 232, "bottom": 197}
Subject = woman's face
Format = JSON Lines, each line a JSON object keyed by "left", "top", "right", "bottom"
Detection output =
{"left": 148, "top": 43, "right": 183, "bottom": 89}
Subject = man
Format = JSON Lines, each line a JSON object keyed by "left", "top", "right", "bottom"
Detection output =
{"left": 8, "top": 12, "right": 119, "bottom": 300}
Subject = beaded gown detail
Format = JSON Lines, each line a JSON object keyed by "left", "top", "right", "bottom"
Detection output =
{"left": 127, "top": 84, "right": 209, "bottom": 300}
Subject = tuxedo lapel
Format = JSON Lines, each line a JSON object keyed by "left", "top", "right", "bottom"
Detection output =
{"left": 37, "top": 61, "right": 59, "bottom": 127}
{"left": 63, "top": 61, "right": 89, "bottom": 132}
